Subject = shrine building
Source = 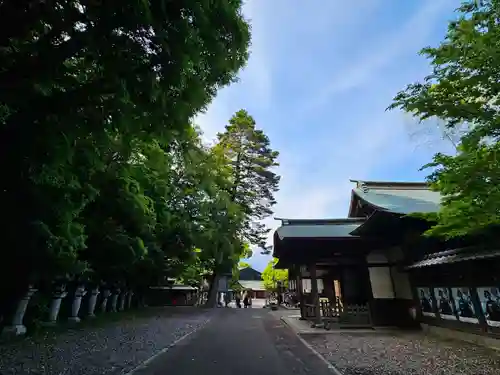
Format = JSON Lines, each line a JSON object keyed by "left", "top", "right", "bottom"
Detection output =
{"left": 273, "top": 180, "right": 500, "bottom": 342}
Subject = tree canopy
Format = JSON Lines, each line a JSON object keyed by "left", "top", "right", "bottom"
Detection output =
{"left": 0, "top": 1, "right": 282, "bottom": 317}
{"left": 389, "top": 0, "right": 500, "bottom": 239}
{"left": 261, "top": 258, "right": 288, "bottom": 291}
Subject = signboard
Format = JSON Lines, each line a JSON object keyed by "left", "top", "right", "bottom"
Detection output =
{"left": 417, "top": 287, "right": 436, "bottom": 317}
{"left": 477, "top": 286, "right": 500, "bottom": 327}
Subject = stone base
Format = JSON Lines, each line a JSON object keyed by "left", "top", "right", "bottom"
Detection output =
{"left": 68, "top": 316, "right": 81, "bottom": 323}
{"left": 1, "top": 324, "right": 27, "bottom": 336}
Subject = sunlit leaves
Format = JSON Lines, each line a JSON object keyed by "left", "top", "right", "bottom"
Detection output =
{"left": 262, "top": 258, "right": 288, "bottom": 291}
{"left": 390, "top": 0, "right": 500, "bottom": 239}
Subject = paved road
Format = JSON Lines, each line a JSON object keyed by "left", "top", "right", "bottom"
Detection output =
{"left": 227, "top": 298, "right": 267, "bottom": 308}
{"left": 131, "top": 307, "right": 334, "bottom": 375}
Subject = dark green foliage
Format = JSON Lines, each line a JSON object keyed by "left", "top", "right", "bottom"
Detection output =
{"left": 0, "top": 0, "right": 258, "bottom": 317}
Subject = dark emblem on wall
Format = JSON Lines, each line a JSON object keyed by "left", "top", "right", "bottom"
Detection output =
{"left": 477, "top": 287, "right": 500, "bottom": 327}
{"left": 417, "top": 287, "right": 435, "bottom": 317}
{"left": 451, "top": 287, "right": 478, "bottom": 324}
{"left": 433, "top": 288, "right": 456, "bottom": 320}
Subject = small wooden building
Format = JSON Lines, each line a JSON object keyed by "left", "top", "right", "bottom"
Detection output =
{"left": 238, "top": 267, "right": 267, "bottom": 299}
{"left": 274, "top": 180, "right": 500, "bottom": 339}
{"left": 238, "top": 280, "right": 267, "bottom": 299}
{"left": 147, "top": 285, "right": 198, "bottom": 306}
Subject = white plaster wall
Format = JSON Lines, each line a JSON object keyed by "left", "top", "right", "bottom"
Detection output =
{"left": 368, "top": 247, "right": 404, "bottom": 263}
{"left": 302, "top": 278, "right": 324, "bottom": 293}
{"left": 366, "top": 248, "right": 412, "bottom": 300}
{"left": 391, "top": 266, "right": 413, "bottom": 299}
{"left": 387, "top": 247, "right": 404, "bottom": 262}
{"left": 368, "top": 267, "right": 395, "bottom": 299}
{"left": 366, "top": 251, "right": 388, "bottom": 264}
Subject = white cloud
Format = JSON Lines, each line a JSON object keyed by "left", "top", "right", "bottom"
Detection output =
{"left": 196, "top": 0, "right": 455, "bottom": 271}
{"left": 302, "top": 0, "right": 455, "bottom": 113}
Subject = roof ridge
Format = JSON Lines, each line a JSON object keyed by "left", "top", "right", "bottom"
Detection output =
{"left": 275, "top": 217, "right": 365, "bottom": 225}
{"left": 350, "top": 179, "right": 429, "bottom": 188}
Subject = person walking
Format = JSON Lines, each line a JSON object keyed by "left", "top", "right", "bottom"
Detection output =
{"left": 235, "top": 292, "right": 242, "bottom": 308}
{"left": 243, "top": 293, "right": 249, "bottom": 308}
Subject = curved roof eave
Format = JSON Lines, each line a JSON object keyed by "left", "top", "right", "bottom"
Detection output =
{"left": 348, "top": 210, "right": 389, "bottom": 236}
{"left": 351, "top": 187, "right": 441, "bottom": 216}
{"left": 275, "top": 220, "right": 364, "bottom": 240}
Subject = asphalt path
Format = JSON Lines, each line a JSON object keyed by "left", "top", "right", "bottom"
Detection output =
{"left": 131, "top": 307, "right": 334, "bottom": 375}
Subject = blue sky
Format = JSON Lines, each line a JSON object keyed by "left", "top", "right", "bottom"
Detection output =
{"left": 196, "top": 0, "right": 461, "bottom": 271}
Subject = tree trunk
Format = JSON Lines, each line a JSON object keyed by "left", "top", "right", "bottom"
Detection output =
{"left": 204, "top": 272, "right": 220, "bottom": 308}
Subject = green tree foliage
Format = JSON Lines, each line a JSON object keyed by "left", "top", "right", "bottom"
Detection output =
{"left": 388, "top": 0, "right": 500, "bottom": 238}
{"left": 238, "top": 261, "right": 251, "bottom": 269}
{"left": 214, "top": 110, "right": 281, "bottom": 252}
{"left": 0, "top": 0, "right": 253, "bottom": 316}
{"left": 261, "top": 258, "right": 288, "bottom": 291}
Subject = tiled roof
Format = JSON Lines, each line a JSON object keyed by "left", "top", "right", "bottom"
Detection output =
{"left": 407, "top": 247, "right": 500, "bottom": 269}
{"left": 353, "top": 186, "right": 441, "bottom": 214}
{"left": 275, "top": 219, "right": 364, "bottom": 239}
{"left": 150, "top": 285, "right": 198, "bottom": 290}
{"left": 238, "top": 280, "right": 266, "bottom": 291}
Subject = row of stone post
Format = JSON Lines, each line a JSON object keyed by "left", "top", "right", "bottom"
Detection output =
{"left": 1, "top": 285, "right": 135, "bottom": 337}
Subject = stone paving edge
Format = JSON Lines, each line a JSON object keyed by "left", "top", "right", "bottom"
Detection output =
{"left": 123, "top": 317, "right": 212, "bottom": 375}
{"left": 279, "top": 316, "right": 343, "bottom": 375}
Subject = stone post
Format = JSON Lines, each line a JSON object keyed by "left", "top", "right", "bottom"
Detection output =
{"left": 68, "top": 286, "right": 87, "bottom": 323}
{"left": 127, "top": 291, "right": 134, "bottom": 309}
{"left": 87, "top": 287, "right": 100, "bottom": 318}
{"left": 44, "top": 285, "right": 68, "bottom": 326}
{"left": 110, "top": 288, "right": 120, "bottom": 312}
{"left": 118, "top": 290, "right": 127, "bottom": 311}
{"left": 1, "top": 285, "right": 37, "bottom": 336}
{"left": 100, "top": 289, "right": 111, "bottom": 313}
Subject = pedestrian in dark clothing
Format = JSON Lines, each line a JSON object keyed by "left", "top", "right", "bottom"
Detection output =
{"left": 224, "top": 293, "right": 231, "bottom": 307}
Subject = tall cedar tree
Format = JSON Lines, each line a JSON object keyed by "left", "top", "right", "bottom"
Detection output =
{"left": 389, "top": 0, "right": 500, "bottom": 239}
{"left": 215, "top": 110, "right": 280, "bottom": 253}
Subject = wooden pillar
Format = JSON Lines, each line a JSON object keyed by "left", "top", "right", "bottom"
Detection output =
{"left": 324, "top": 273, "right": 335, "bottom": 304}
{"left": 297, "top": 266, "right": 306, "bottom": 319}
{"left": 310, "top": 263, "right": 321, "bottom": 326}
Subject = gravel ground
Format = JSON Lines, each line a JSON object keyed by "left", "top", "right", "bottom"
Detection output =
{"left": 305, "top": 331, "right": 500, "bottom": 375}
{"left": 0, "top": 307, "right": 212, "bottom": 375}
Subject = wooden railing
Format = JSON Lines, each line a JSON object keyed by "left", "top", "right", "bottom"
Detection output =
{"left": 338, "top": 304, "right": 371, "bottom": 328}
{"left": 317, "top": 299, "right": 372, "bottom": 329}
{"left": 303, "top": 303, "right": 317, "bottom": 319}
